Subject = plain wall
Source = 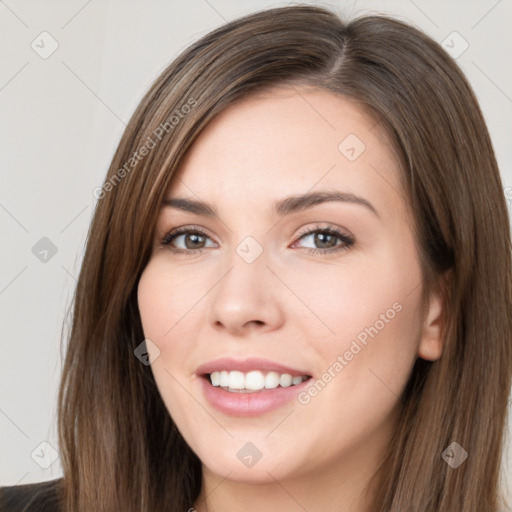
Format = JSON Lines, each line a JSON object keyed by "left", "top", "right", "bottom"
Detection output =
{"left": 1, "top": 0, "right": 511, "bottom": 503}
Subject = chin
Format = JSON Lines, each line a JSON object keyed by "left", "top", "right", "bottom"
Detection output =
{"left": 203, "top": 457, "right": 295, "bottom": 483}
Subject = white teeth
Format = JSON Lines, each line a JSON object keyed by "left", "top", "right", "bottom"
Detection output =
{"left": 265, "top": 371, "right": 280, "bottom": 389}
{"left": 219, "top": 371, "right": 229, "bottom": 387}
{"left": 208, "top": 370, "right": 308, "bottom": 391}
{"left": 228, "top": 370, "right": 245, "bottom": 390}
{"left": 245, "top": 370, "right": 265, "bottom": 390}
{"left": 210, "top": 371, "right": 220, "bottom": 386}
{"left": 280, "top": 373, "right": 292, "bottom": 387}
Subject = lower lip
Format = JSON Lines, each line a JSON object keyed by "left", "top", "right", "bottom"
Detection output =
{"left": 199, "top": 376, "right": 311, "bottom": 416}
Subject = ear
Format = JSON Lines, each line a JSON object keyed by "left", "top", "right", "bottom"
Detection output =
{"left": 418, "top": 277, "right": 448, "bottom": 361}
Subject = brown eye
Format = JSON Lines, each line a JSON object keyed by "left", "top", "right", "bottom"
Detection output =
{"left": 312, "top": 232, "right": 338, "bottom": 249}
{"left": 161, "top": 227, "right": 216, "bottom": 253}
{"left": 182, "top": 232, "right": 207, "bottom": 249}
{"left": 293, "top": 226, "right": 355, "bottom": 254}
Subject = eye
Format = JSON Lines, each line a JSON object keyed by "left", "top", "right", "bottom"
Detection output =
{"left": 160, "top": 226, "right": 216, "bottom": 254}
{"left": 160, "top": 224, "right": 355, "bottom": 255}
{"left": 292, "top": 225, "right": 355, "bottom": 254}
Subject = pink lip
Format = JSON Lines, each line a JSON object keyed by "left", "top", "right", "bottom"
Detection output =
{"left": 198, "top": 375, "right": 311, "bottom": 417}
{"left": 195, "top": 357, "right": 310, "bottom": 377}
{"left": 195, "top": 357, "right": 312, "bottom": 417}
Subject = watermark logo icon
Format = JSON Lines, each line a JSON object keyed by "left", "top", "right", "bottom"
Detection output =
{"left": 441, "top": 441, "right": 468, "bottom": 468}
{"left": 504, "top": 187, "right": 512, "bottom": 210}
{"left": 236, "top": 236, "right": 263, "bottom": 264}
{"left": 31, "top": 31, "right": 59, "bottom": 59}
{"left": 31, "top": 441, "right": 59, "bottom": 469}
{"left": 338, "top": 134, "right": 366, "bottom": 162}
{"left": 441, "top": 31, "right": 469, "bottom": 59}
{"left": 32, "top": 237, "right": 58, "bottom": 263}
{"left": 134, "top": 339, "right": 160, "bottom": 365}
{"left": 236, "top": 442, "right": 262, "bottom": 468}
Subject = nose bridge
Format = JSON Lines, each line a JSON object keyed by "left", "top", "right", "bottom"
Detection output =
{"left": 208, "top": 235, "right": 283, "bottom": 333}
{"left": 220, "top": 231, "right": 269, "bottom": 289}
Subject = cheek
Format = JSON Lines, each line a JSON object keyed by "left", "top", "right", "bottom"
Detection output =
{"left": 137, "top": 262, "right": 168, "bottom": 337}
{"left": 293, "top": 275, "right": 422, "bottom": 458}
{"left": 137, "top": 257, "right": 207, "bottom": 344}
{"left": 137, "top": 261, "right": 189, "bottom": 385}
{"left": 293, "top": 234, "right": 423, "bottom": 389}
{"left": 137, "top": 262, "right": 199, "bottom": 425}
{"left": 288, "top": 243, "right": 422, "bottom": 348}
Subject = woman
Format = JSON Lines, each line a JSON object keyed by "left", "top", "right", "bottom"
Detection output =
{"left": 1, "top": 4, "right": 510, "bottom": 511}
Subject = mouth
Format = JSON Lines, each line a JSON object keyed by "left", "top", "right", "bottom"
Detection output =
{"left": 196, "top": 357, "right": 313, "bottom": 415}
{"left": 201, "top": 370, "right": 312, "bottom": 393}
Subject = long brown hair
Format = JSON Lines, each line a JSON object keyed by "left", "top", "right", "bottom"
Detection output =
{"left": 56, "top": 5, "right": 512, "bottom": 511}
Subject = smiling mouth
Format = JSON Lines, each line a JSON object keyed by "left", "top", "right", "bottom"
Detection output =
{"left": 202, "top": 370, "right": 312, "bottom": 393}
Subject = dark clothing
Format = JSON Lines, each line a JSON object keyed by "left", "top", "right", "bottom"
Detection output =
{"left": 0, "top": 478, "right": 62, "bottom": 512}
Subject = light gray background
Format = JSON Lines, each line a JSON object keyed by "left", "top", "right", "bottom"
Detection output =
{"left": 1, "top": 0, "right": 511, "bottom": 502}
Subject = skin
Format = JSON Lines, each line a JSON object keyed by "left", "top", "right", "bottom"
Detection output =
{"left": 137, "top": 86, "right": 444, "bottom": 512}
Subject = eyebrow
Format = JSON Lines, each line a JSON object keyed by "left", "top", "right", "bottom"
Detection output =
{"left": 162, "top": 190, "right": 379, "bottom": 218}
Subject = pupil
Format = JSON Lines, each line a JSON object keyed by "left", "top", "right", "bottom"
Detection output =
{"left": 186, "top": 233, "right": 204, "bottom": 249}
{"left": 316, "top": 233, "right": 335, "bottom": 248}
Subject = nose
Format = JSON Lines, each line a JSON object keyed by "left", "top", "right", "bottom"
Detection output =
{"left": 207, "top": 250, "right": 285, "bottom": 336}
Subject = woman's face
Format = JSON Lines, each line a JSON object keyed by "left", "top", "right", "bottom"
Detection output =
{"left": 137, "top": 87, "right": 443, "bottom": 488}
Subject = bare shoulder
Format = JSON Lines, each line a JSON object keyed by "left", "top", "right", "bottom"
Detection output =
{"left": 0, "top": 478, "right": 62, "bottom": 512}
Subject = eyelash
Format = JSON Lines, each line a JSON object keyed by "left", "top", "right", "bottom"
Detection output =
{"left": 160, "top": 224, "right": 355, "bottom": 256}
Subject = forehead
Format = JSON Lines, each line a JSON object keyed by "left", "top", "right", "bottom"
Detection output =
{"left": 165, "top": 86, "right": 404, "bottom": 217}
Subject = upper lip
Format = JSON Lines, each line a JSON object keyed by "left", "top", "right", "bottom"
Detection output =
{"left": 196, "top": 357, "right": 311, "bottom": 377}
